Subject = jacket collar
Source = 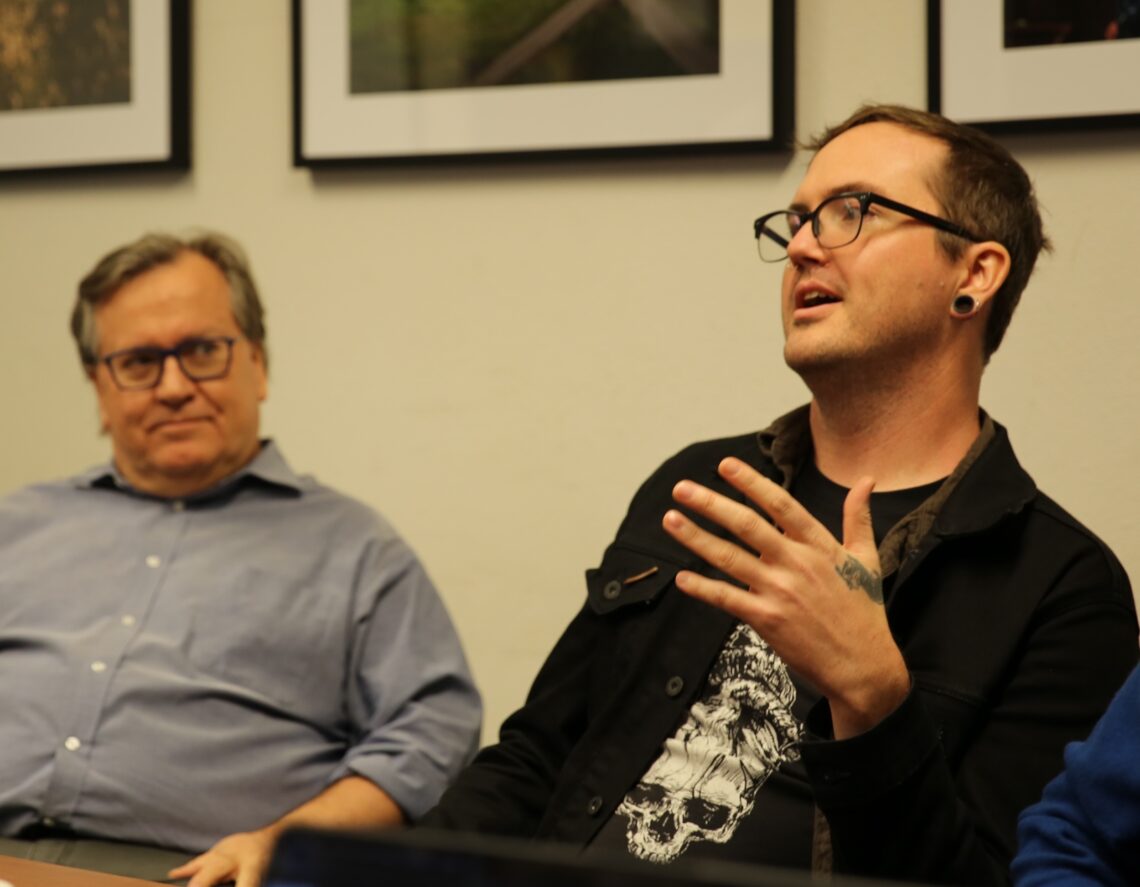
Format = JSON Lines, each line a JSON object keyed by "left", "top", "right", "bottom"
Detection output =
{"left": 756, "top": 405, "right": 1037, "bottom": 576}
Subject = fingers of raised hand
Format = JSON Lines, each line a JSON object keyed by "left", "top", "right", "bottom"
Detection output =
{"left": 663, "top": 507, "right": 764, "bottom": 587}
{"left": 717, "top": 458, "right": 832, "bottom": 546}
{"left": 673, "top": 568, "right": 764, "bottom": 624}
{"left": 840, "top": 476, "right": 878, "bottom": 556}
{"left": 671, "top": 479, "right": 780, "bottom": 554}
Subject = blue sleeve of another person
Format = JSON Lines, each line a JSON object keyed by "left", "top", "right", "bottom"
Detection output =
{"left": 1013, "top": 664, "right": 1140, "bottom": 886}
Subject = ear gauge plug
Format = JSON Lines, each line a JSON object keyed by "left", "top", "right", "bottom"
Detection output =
{"left": 952, "top": 295, "right": 977, "bottom": 316}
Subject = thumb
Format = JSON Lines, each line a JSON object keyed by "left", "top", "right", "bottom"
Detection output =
{"left": 842, "top": 476, "right": 878, "bottom": 566}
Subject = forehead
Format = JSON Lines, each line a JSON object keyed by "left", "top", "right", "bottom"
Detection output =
{"left": 95, "top": 251, "right": 237, "bottom": 348}
{"left": 793, "top": 121, "right": 949, "bottom": 207}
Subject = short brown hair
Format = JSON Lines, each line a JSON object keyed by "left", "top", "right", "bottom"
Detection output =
{"left": 807, "top": 104, "right": 1051, "bottom": 360}
{"left": 71, "top": 230, "right": 268, "bottom": 369}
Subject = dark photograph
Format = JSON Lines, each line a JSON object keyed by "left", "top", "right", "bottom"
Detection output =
{"left": 1004, "top": 0, "right": 1140, "bottom": 47}
{"left": 349, "top": 0, "right": 720, "bottom": 94}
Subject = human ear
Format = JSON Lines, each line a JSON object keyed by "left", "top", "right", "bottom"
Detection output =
{"left": 251, "top": 343, "right": 269, "bottom": 402}
{"left": 951, "top": 241, "right": 1011, "bottom": 316}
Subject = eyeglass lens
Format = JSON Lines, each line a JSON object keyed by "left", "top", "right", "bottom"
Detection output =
{"left": 107, "top": 338, "right": 233, "bottom": 389}
{"left": 756, "top": 194, "right": 867, "bottom": 262}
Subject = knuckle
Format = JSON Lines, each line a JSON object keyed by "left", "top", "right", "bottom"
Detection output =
{"left": 767, "top": 491, "right": 795, "bottom": 521}
{"left": 717, "top": 543, "right": 741, "bottom": 574}
{"left": 735, "top": 510, "right": 764, "bottom": 540}
{"left": 710, "top": 585, "right": 732, "bottom": 608}
{"left": 765, "top": 570, "right": 797, "bottom": 601}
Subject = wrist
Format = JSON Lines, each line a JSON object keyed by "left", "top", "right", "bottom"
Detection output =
{"left": 830, "top": 658, "right": 911, "bottom": 739}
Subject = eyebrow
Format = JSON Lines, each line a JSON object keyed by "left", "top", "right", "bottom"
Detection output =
{"left": 102, "top": 333, "right": 234, "bottom": 356}
{"left": 788, "top": 181, "right": 877, "bottom": 213}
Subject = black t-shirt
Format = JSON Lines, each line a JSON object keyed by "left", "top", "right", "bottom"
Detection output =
{"left": 586, "top": 460, "right": 943, "bottom": 867}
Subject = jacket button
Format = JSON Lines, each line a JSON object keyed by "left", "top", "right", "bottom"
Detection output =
{"left": 602, "top": 580, "right": 622, "bottom": 600}
{"left": 586, "top": 795, "right": 604, "bottom": 816}
{"left": 665, "top": 675, "right": 685, "bottom": 697}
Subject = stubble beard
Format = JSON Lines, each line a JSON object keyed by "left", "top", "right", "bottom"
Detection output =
{"left": 783, "top": 317, "right": 943, "bottom": 407}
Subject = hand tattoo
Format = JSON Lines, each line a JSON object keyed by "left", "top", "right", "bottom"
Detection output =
{"left": 835, "top": 555, "right": 883, "bottom": 604}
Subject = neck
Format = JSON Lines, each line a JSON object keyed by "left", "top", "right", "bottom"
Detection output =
{"left": 804, "top": 355, "right": 982, "bottom": 491}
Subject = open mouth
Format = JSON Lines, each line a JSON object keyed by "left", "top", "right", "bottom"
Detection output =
{"left": 797, "top": 291, "right": 841, "bottom": 310}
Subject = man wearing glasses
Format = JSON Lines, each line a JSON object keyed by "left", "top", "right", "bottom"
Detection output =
{"left": 0, "top": 232, "right": 481, "bottom": 886}
{"left": 422, "top": 105, "right": 1137, "bottom": 883}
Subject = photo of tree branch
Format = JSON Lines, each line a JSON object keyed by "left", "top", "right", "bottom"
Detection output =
{"left": 350, "top": 0, "right": 720, "bottom": 94}
{"left": 0, "top": 0, "right": 130, "bottom": 112}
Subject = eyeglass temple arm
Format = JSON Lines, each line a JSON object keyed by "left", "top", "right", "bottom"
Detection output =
{"left": 753, "top": 218, "right": 791, "bottom": 248}
{"left": 867, "top": 193, "right": 981, "bottom": 242}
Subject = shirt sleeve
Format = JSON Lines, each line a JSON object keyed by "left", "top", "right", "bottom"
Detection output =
{"left": 1013, "top": 664, "right": 1140, "bottom": 887}
{"left": 330, "top": 530, "right": 482, "bottom": 821}
{"left": 799, "top": 560, "right": 1138, "bottom": 886}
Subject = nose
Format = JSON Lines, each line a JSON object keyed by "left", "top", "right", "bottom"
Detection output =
{"left": 154, "top": 354, "right": 195, "bottom": 403}
{"left": 786, "top": 218, "right": 825, "bottom": 266}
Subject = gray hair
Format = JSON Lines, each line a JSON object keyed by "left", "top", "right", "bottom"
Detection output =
{"left": 71, "top": 230, "right": 268, "bottom": 369}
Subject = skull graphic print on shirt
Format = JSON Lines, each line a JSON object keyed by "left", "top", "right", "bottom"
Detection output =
{"left": 615, "top": 623, "right": 803, "bottom": 863}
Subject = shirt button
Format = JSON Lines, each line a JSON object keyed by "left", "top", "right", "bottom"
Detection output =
{"left": 41, "top": 816, "right": 56, "bottom": 828}
{"left": 586, "top": 795, "right": 604, "bottom": 816}
{"left": 145, "top": 555, "right": 161, "bottom": 569}
{"left": 121, "top": 614, "right": 137, "bottom": 627}
{"left": 90, "top": 661, "right": 107, "bottom": 673}
{"left": 64, "top": 737, "right": 82, "bottom": 752}
{"left": 665, "top": 676, "right": 685, "bottom": 697}
{"left": 602, "top": 580, "right": 622, "bottom": 601}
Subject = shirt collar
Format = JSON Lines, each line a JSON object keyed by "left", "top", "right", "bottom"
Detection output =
{"left": 76, "top": 439, "right": 304, "bottom": 502}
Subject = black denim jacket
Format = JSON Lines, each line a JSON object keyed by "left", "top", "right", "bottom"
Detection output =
{"left": 423, "top": 409, "right": 1137, "bottom": 885}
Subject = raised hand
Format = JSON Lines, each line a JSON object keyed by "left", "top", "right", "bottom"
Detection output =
{"left": 663, "top": 457, "right": 909, "bottom": 738}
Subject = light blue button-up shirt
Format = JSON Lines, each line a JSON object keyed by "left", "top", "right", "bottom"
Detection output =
{"left": 0, "top": 441, "right": 481, "bottom": 853}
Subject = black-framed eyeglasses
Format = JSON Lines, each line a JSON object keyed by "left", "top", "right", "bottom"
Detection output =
{"left": 99, "top": 336, "right": 237, "bottom": 391}
{"left": 752, "top": 191, "right": 983, "bottom": 263}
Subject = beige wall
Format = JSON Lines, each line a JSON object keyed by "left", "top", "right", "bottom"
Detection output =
{"left": 1, "top": 1, "right": 1138, "bottom": 738}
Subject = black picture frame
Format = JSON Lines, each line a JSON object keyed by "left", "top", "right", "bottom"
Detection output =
{"left": 293, "top": 0, "right": 793, "bottom": 167}
{"left": 928, "top": 0, "right": 1140, "bottom": 133}
{"left": 0, "top": 0, "right": 191, "bottom": 178}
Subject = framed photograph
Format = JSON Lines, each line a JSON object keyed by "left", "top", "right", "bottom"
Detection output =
{"left": 293, "top": 0, "right": 793, "bottom": 166}
{"left": 0, "top": 0, "right": 190, "bottom": 177}
{"left": 929, "top": 0, "right": 1140, "bottom": 132}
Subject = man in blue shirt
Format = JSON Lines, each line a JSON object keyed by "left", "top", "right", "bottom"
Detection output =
{"left": 0, "top": 231, "right": 481, "bottom": 886}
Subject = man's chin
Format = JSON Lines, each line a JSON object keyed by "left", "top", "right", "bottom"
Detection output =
{"left": 783, "top": 343, "right": 851, "bottom": 377}
{"left": 147, "top": 448, "right": 221, "bottom": 484}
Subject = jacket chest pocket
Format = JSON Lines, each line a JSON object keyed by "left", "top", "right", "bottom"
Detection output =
{"left": 586, "top": 542, "right": 680, "bottom": 615}
{"left": 584, "top": 542, "right": 684, "bottom": 703}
